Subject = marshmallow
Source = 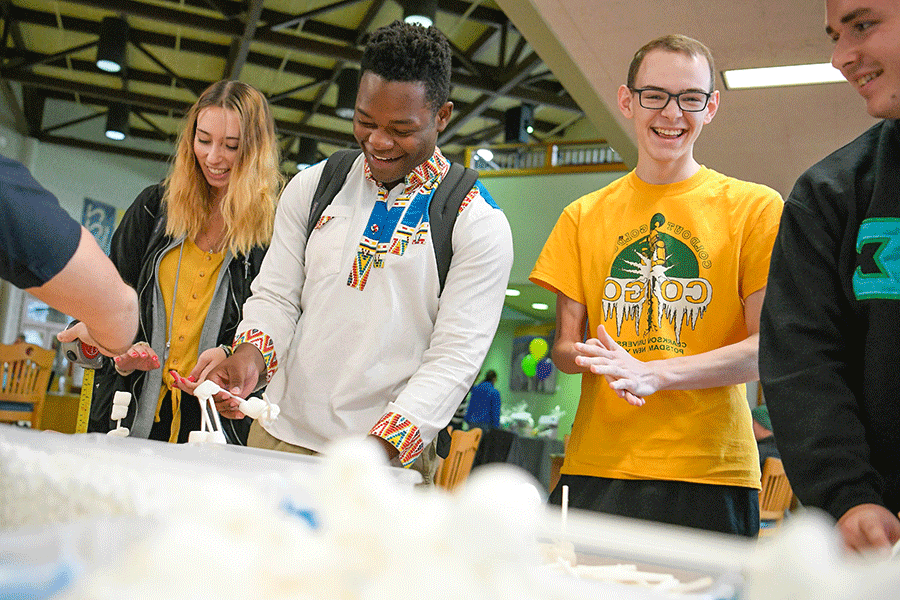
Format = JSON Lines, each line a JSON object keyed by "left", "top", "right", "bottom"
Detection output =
{"left": 206, "top": 431, "right": 227, "bottom": 444}
{"left": 113, "top": 391, "right": 132, "bottom": 406}
{"left": 193, "top": 380, "right": 223, "bottom": 400}
{"left": 187, "top": 430, "right": 209, "bottom": 443}
{"left": 238, "top": 397, "right": 265, "bottom": 419}
{"left": 110, "top": 404, "right": 128, "bottom": 421}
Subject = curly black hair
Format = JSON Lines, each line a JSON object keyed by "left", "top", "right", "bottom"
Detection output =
{"left": 360, "top": 20, "right": 452, "bottom": 113}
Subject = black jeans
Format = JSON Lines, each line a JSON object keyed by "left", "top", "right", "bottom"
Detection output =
{"left": 548, "top": 474, "right": 760, "bottom": 537}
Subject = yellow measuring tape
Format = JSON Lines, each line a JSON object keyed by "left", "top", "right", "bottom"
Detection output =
{"left": 75, "top": 368, "right": 94, "bottom": 434}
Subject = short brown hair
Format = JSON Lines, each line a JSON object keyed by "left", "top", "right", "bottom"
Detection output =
{"left": 627, "top": 34, "right": 716, "bottom": 92}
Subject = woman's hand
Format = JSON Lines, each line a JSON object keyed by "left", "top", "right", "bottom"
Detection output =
{"left": 170, "top": 346, "right": 228, "bottom": 395}
{"left": 112, "top": 341, "right": 160, "bottom": 375}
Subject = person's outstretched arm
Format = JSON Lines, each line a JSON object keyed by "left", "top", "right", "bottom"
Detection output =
{"left": 45, "top": 227, "right": 138, "bottom": 356}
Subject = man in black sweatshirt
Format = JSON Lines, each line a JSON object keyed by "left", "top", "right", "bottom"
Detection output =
{"left": 760, "top": 0, "right": 900, "bottom": 554}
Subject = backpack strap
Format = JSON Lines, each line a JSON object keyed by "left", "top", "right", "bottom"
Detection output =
{"left": 307, "top": 149, "right": 362, "bottom": 238}
{"left": 429, "top": 162, "right": 479, "bottom": 296}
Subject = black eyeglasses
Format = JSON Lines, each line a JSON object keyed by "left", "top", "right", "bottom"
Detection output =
{"left": 629, "top": 87, "right": 712, "bottom": 112}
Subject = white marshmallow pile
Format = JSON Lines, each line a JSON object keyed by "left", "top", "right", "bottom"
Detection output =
{"left": 0, "top": 438, "right": 255, "bottom": 528}
{"left": 9, "top": 428, "right": 900, "bottom": 600}
{"left": 53, "top": 438, "right": 592, "bottom": 600}
{"left": 106, "top": 391, "right": 131, "bottom": 437}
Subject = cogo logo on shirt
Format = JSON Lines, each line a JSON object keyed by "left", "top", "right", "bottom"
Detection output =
{"left": 602, "top": 213, "right": 712, "bottom": 345}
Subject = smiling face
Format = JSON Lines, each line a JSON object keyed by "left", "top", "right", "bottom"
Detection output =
{"left": 353, "top": 71, "right": 452, "bottom": 189}
{"left": 827, "top": 0, "right": 900, "bottom": 119}
{"left": 193, "top": 106, "right": 241, "bottom": 197}
{"left": 617, "top": 49, "right": 719, "bottom": 184}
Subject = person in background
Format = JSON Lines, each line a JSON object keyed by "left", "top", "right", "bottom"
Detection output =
{"left": 1, "top": 154, "right": 137, "bottom": 356}
{"left": 464, "top": 369, "right": 501, "bottom": 430}
{"left": 751, "top": 405, "right": 779, "bottom": 471}
{"left": 530, "top": 34, "right": 783, "bottom": 537}
{"left": 74, "top": 80, "right": 281, "bottom": 444}
{"left": 179, "top": 21, "right": 513, "bottom": 484}
{"left": 759, "top": 0, "right": 900, "bottom": 554}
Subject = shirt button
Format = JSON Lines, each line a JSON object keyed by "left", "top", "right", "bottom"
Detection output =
{"left": 185, "top": 314, "right": 191, "bottom": 321}
{"left": 178, "top": 336, "right": 185, "bottom": 341}
{"left": 199, "top": 272, "right": 205, "bottom": 277}
{"left": 192, "top": 293, "right": 198, "bottom": 299}
{"left": 206, "top": 255, "right": 212, "bottom": 261}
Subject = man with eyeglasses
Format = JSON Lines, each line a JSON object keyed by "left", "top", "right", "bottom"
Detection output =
{"left": 530, "top": 35, "right": 783, "bottom": 536}
{"left": 760, "top": 0, "right": 900, "bottom": 554}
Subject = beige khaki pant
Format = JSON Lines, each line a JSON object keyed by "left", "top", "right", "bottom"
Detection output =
{"left": 247, "top": 420, "right": 439, "bottom": 487}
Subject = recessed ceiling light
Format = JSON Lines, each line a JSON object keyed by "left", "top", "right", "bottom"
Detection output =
{"left": 722, "top": 63, "right": 845, "bottom": 89}
{"left": 531, "top": 302, "right": 549, "bottom": 310}
{"left": 505, "top": 289, "right": 521, "bottom": 297}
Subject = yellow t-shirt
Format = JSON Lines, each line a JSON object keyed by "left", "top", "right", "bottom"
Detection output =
{"left": 530, "top": 167, "right": 783, "bottom": 489}
{"left": 156, "top": 238, "right": 225, "bottom": 442}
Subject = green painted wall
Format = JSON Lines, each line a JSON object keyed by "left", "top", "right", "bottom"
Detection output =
{"left": 480, "top": 169, "right": 628, "bottom": 285}
{"left": 470, "top": 169, "right": 635, "bottom": 440}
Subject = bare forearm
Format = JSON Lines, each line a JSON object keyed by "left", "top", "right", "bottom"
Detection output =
{"left": 649, "top": 333, "right": 759, "bottom": 391}
{"left": 84, "top": 285, "right": 139, "bottom": 355}
{"left": 552, "top": 339, "right": 589, "bottom": 374}
{"left": 31, "top": 228, "right": 138, "bottom": 355}
{"left": 552, "top": 292, "right": 589, "bottom": 374}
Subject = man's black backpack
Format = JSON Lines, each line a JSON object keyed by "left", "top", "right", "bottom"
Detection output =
{"left": 307, "top": 149, "right": 479, "bottom": 296}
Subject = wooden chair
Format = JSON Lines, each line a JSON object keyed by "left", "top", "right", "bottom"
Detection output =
{"left": 759, "top": 457, "right": 794, "bottom": 537}
{"left": 0, "top": 343, "right": 55, "bottom": 429}
{"left": 436, "top": 427, "right": 483, "bottom": 491}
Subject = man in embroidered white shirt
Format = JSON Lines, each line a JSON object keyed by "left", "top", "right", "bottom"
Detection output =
{"left": 182, "top": 21, "right": 513, "bottom": 481}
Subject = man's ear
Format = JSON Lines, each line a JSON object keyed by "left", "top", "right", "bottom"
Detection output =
{"left": 435, "top": 101, "right": 453, "bottom": 132}
{"left": 703, "top": 90, "right": 720, "bottom": 124}
{"left": 617, "top": 84, "right": 634, "bottom": 119}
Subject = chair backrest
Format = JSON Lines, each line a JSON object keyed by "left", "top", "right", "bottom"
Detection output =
{"left": 436, "top": 427, "right": 483, "bottom": 491}
{"left": 0, "top": 343, "right": 55, "bottom": 428}
{"left": 759, "top": 457, "right": 794, "bottom": 536}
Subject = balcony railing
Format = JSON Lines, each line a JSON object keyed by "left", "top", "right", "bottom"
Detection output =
{"left": 464, "top": 139, "right": 627, "bottom": 176}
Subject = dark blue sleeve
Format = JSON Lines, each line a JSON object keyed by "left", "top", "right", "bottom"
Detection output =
{"left": 0, "top": 155, "right": 82, "bottom": 289}
{"left": 491, "top": 388, "right": 501, "bottom": 429}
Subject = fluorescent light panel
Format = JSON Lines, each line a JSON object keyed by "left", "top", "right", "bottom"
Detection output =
{"left": 723, "top": 63, "right": 845, "bottom": 90}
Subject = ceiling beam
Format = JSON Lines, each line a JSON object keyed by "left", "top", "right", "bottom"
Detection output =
{"left": 5, "top": 40, "right": 96, "bottom": 71}
{"left": 268, "top": 0, "right": 362, "bottom": 32}
{"left": 38, "top": 133, "right": 172, "bottom": 163}
{"left": 132, "top": 41, "right": 205, "bottom": 98}
{"left": 9, "top": 4, "right": 576, "bottom": 111}
{"left": 223, "top": 0, "right": 265, "bottom": 80}
{"left": 41, "top": 110, "right": 104, "bottom": 135}
{"left": 439, "top": 52, "right": 542, "bottom": 143}
{"left": 22, "top": 86, "right": 45, "bottom": 137}
{"left": 0, "top": 79, "right": 28, "bottom": 135}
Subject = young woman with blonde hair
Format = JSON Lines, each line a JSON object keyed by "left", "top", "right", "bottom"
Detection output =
{"left": 92, "top": 79, "right": 282, "bottom": 444}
